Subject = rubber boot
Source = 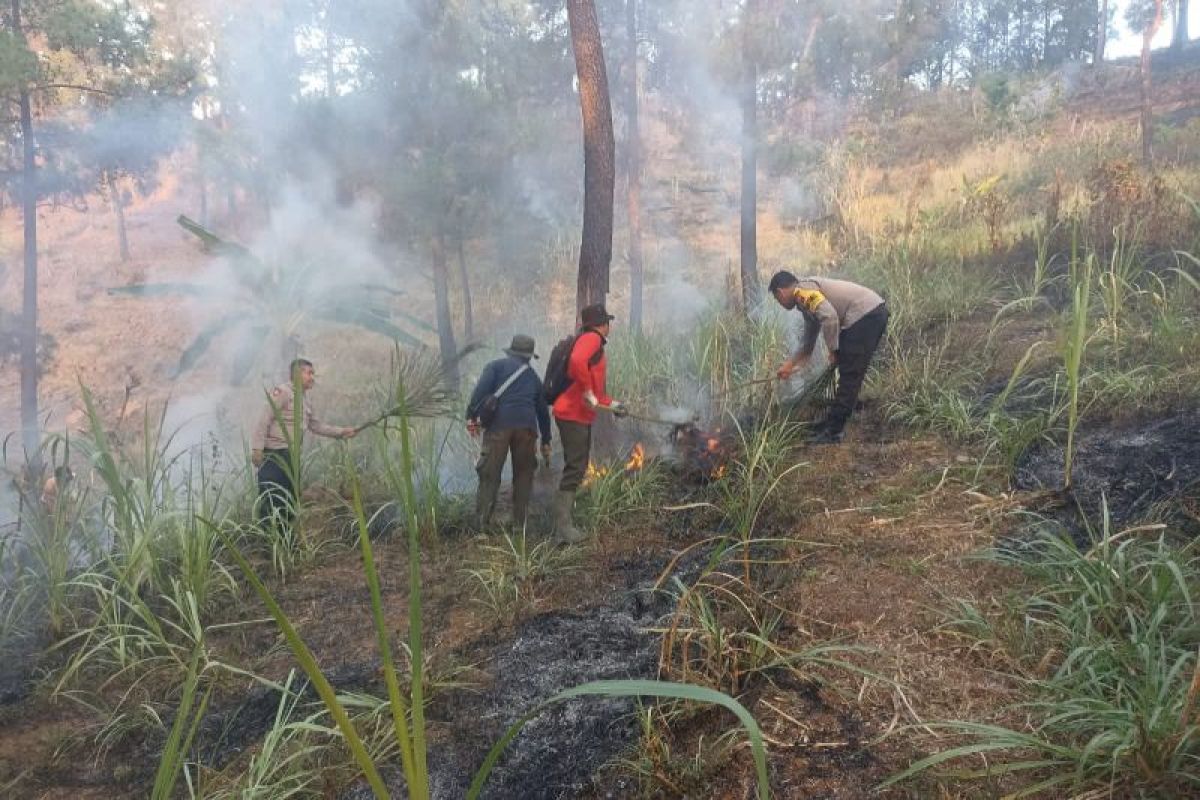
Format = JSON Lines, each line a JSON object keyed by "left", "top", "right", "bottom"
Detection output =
{"left": 554, "top": 490, "right": 586, "bottom": 544}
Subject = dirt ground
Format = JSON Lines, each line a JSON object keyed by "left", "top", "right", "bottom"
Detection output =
{"left": 6, "top": 56, "right": 1196, "bottom": 800}
{"left": 0, "top": 403, "right": 1030, "bottom": 798}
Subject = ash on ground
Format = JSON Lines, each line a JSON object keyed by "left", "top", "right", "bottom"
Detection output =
{"left": 333, "top": 549, "right": 709, "bottom": 799}
{"left": 1015, "top": 410, "right": 1200, "bottom": 536}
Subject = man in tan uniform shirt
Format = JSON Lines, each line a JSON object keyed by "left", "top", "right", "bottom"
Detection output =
{"left": 252, "top": 358, "right": 356, "bottom": 529}
{"left": 769, "top": 271, "right": 889, "bottom": 443}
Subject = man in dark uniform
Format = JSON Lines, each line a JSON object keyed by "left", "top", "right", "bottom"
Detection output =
{"left": 466, "top": 334, "right": 552, "bottom": 530}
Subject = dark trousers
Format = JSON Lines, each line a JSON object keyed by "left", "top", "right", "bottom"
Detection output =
{"left": 256, "top": 448, "right": 296, "bottom": 530}
{"left": 827, "top": 304, "right": 889, "bottom": 434}
{"left": 556, "top": 419, "right": 592, "bottom": 493}
{"left": 476, "top": 427, "right": 538, "bottom": 526}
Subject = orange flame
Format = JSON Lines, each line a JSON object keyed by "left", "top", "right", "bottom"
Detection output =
{"left": 583, "top": 461, "right": 609, "bottom": 487}
{"left": 624, "top": 443, "right": 646, "bottom": 472}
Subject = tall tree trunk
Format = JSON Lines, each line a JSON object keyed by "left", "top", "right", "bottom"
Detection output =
{"left": 1142, "top": 0, "right": 1165, "bottom": 168}
{"left": 108, "top": 172, "right": 130, "bottom": 261}
{"left": 1173, "top": 0, "right": 1190, "bottom": 48}
{"left": 455, "top": 232, "right": 474, "bottom": 343}
{"left": 625, "top": 0, "right": 644, "bottom": 335}
{"left": 432, "top": 229, "right": 459, "bottom": 390}
{"left": 567, "top": 0, "right": 615, "bottom": 316}
{"left": 1096, "top": 0, "right": 1109, "bottom": 62}
{"left": 13, "top": 0, "right": 40, "bottom": 473}
{"left": 739, "top": 0, "right": 760, "bottom": 313}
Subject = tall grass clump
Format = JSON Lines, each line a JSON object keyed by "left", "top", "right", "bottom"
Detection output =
{"left": 852, "top": 242, "right": 997, "bottom": 341}
{"left": 658, "top": 570, "right": 871, "bottom": 697}
{"left": 578, "top": 454, "right": 670, "bottom": 533}
{"left": 605, "top": 330, "right": 685, "bottom": 408}
{"left": 2, "top": 446, "right": 96, "bottom": 640}
{"left": 80, "top": 385, "right": 198, "bottom": 595}
{"left": 51, "top": 391, "right": 250, "bottom": 709}
{"left": 464, "top": 530, "right": 580, "bottom": 619}
{"left": 711, "top": 412, "right": 805, "bottom": 580}
{"left": 887, "top": 508, "right": 1200, "bottom": 798}
{"left": 618, "top": 704, "right": 741, "bottom": 798}
{"left": 690, "top": 306, "right": 787, "bottom": 403}
{"left": 208, "top": 397, "right": 771, "bottom": 800}
{"left": 0, "top": 534, "right": 33, "bottom": 649}
{"left": 991, "top": 223, "right": 1063, "bottom": 325}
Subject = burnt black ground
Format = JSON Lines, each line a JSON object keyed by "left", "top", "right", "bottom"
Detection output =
{"left": 0, "top": 628, "right": 43, "bottom": 706}
{"left": 1015, "top": 409, "right": 1200, "bottom": 538}
{"left": 337, "top": 545, "right": 707, "bottom": 799}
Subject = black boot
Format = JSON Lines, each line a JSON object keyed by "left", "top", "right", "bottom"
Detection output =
{"left": 808, "top": 418, "right": 844, "bottom": 445}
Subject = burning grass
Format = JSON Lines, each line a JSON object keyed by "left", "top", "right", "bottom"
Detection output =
{"left": 578, "top": 444, "right": 670, "bottom": 534}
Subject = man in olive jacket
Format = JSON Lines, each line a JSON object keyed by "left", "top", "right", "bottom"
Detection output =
{"left": 466, "top": 334, "right": 552, "bottom": 530}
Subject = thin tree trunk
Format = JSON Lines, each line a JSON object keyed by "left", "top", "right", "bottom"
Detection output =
{"left": 739, "top": 0, "right": 760, "bottom": 313}
{"left": 1096, "top": 0, "right": 1108, "bottom": 62}
{"left": 625, "top": 0, "right": 644, "bottom": 335}
{"left": 432, "top": 230, "right": 459, "bottom": 390}
{"left": 1173, "top": 0, "right": 1190, "bottom": 48}
{"left": 801, "top": 13, "right": 823, "bottom": 62}
{"left": 567, "top": 0, "right": 615, "bottom": 316}
{"left": 13, "top": 0, "right": 40, "bottom": 473}
{"left": 455, "top": 232, "right": 474, "bottom": 343}
{"left": 1142, "top": 0, "right": 1165, "bottom": 168}
{"left": 198, "top": 161, "right": 209, "bottom": 228}
{"left": 108, "top": 172, "right": 130, "bottom": 261}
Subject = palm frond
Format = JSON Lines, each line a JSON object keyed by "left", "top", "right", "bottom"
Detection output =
{"left": 313, "top": 306, "right": 426, "bottom": 348}
{"left": 173, "top": 312, "right": 250, "bottom": 377}
{"left": 176, "top": 215, "right": 271, "bottom": 292}
{"left": 318, "top": 286, "right": 438, "bottom": 335}
{"left": 357, "top": 345, "right": 457, "bottom": 429}
{"left": 108, "top": 282, "right": 226, "bottom": 299}
{"left": 176, "top": 214, "right": 255, "bottom": 261}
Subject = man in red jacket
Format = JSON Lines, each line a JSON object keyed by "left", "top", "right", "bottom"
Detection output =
{"left": 552, "top": 303, "right": 628, "bottom": 543}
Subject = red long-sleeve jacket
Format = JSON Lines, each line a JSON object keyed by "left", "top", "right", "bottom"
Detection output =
{"left": 551, "top": 330, "right": 612, "bottom": 425}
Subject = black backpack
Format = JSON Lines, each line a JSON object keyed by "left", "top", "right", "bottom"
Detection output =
{"left": 543, "top": 332, "right": 603, "bottom": 404}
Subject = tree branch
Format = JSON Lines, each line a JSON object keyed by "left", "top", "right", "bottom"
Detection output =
{"left": 32, "top": 83, "right": 117, "bottom": 97}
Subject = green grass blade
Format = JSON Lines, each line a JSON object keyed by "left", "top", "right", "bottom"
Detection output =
{"left": 465, "top": 679, "right": 770, "bottom": 800}
{"left": 349, "top": 474, "right": 421, "bottom": 794}
{"left": 204, "top": 519, "right": 389, "bottom": 798}
{"left": 151, "top": 645, "right": 212, "bottom": 800}
{"left": 394, "top": 386, "right": 430, "bottom": 795}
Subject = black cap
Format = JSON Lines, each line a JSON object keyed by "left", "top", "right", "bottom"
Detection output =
{"left": 581, "top": 303, "right": 615, "bottom": 328}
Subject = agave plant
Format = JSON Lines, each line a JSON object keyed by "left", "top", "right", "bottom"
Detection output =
{"left": 110, "top": 215, "right": 434, "bottom": 384}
